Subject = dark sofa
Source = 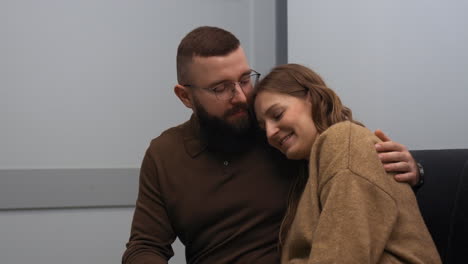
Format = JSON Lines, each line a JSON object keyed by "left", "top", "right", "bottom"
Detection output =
{"left": 412, "top": 149, "right": 468, "bottom": 264}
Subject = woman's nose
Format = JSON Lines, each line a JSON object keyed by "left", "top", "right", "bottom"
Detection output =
{"left": 265, "top": 122, "right": 279, "bottom": 140}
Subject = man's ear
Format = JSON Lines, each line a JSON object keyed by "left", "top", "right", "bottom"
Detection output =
{"left": 174, "top": 84, "right": 193, "bottom": 109}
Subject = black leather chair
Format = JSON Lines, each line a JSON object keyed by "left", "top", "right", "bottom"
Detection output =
{"left": 412, "top": 149, "right": 468, "bottom": 264}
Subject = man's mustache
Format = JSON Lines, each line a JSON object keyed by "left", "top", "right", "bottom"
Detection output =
{"left": 224, "top": 104, "right": 249, "bottom": 117}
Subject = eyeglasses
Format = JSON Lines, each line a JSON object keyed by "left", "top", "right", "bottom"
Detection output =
{"left": 183, "top": 70, "right": 261, "bottom": 101}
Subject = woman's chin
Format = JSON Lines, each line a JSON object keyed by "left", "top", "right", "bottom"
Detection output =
{"left": 285, "top": 150, "right": 301, "bottom": 160}
{"left": 285, "top": 148, "right": 309, "bottom": 160}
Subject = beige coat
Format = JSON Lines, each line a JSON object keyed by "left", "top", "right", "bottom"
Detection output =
{"left": 281, "top": 121, "right": 441, "bottom": 264}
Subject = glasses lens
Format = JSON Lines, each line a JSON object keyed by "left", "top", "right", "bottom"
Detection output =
{"left": 215, "top": 82, "right": 234, "bottom": 101}
{"left": 214, "top": 72, "right": 260, "bottom": 101}
{"left": 244, "top": 73, "right": 260, "bottom": 92}
{"left": 251, "top": 73, "right": 260, "bottom": 86}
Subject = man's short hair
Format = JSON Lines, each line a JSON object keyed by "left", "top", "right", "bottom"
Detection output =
{"left": 176, "top": 26, "right": 240, "bottom": 85}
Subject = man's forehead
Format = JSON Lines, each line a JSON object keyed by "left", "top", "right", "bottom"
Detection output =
{"left": 193, "top": 51, "right": 249, "bottom": 67}
{"left": 190, "top": 48, "right": 250, "bottom": 79}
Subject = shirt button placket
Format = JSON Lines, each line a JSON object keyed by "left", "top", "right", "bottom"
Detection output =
{"left": 222, "top": 160, "right": 229, "bottom": 175}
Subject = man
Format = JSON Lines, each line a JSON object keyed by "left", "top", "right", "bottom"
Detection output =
{"left": 122, "top": 26, "right": 422, "bottom": 263}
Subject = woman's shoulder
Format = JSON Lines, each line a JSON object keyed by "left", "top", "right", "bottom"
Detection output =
{"left": 321, "top": 121, "right": 372, "bottom": 138}
{"left": 311, "top": 121, "right": 384, "bottom": 177}
{"left": 310, "top": 122, "right": 396, "bottom": 197}
{"left": 313, "top": 121, "right": 377, "bottom": 153}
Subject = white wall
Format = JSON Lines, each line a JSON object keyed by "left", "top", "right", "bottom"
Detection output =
{"left": 1, "top": 0, "right": 278, "bottom": 263}
{"left": 1, "top": 0, "right": 277, "bottom": 170}
{"left": 288, "top": 0, "right": 468, "bottom": 150}
{"left": 0, "top": 208, "right": 189, "bottom": 264}
{"left": 0, "top": 208, "right": 135, "bottom": 264}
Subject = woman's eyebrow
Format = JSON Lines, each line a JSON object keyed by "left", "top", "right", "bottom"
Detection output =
{"left": 256, "top": 103, "right": 279, "bottom": 127}
{"left": 265, "top": 103, "right": 280, "bottom": 116}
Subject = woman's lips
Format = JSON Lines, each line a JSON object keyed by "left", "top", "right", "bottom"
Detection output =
{"left": 280, "top": 133, "right": 293, "bottom": 146}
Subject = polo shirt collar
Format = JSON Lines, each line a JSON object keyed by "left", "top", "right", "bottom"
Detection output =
{"left": 183, "top": 114, "right": 208, "bottom": 158}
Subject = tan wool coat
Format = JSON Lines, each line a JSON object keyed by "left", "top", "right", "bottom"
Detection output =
{"left": 281, "top": 121, "right": 441, "bottom": 264}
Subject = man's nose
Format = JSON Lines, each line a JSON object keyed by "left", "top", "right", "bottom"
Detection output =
{"left": 230, "top": 83, "right": 248, "bottom": 104}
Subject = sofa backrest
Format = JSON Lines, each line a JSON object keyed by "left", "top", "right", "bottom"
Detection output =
{"left": 412, "top": 149, "right": 468, "bottom": 264}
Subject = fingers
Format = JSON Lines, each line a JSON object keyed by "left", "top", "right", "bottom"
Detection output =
{"left": 374, "top": 136, "right": 421, "bottom": 186}
{"left": 380, "top": 154, "right": 420, "bottom": 186}
{"left": 382, "top": 161, "right": 411, "bottom": 172}
{"left": 393, "top": 172, "right": 418, "bottom": 186}
{"left": 375, "top": 141, "right": 406, "bottom": 153}
{"left": 378, "top": 151, "right": 411, "bottom": 163}
{"left": 374, "top": 129, "right": 392, "bottom": 142}
{"left": 384, "top": 162, "right": 419, "bottom": 186}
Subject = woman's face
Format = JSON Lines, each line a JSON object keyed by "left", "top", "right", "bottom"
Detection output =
{"left": 255, "top": 90, "right": 318, "bottom": 160}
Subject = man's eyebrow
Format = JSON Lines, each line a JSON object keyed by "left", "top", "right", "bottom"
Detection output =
{"left": 205, "top": 70, "right": 252, "bottom": 88}
{"left": 240, "top": 70, "right": 253, "bottom": 77}
{"left": 205, "top": 79, "right": 229, "bottom": 88}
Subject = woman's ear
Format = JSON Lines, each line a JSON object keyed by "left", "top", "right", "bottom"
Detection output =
{"left": 306, "top": 89, "right": 312, "bottom": 103}
{"left": 174, "top": 84, "right": 193, "bottom": 109}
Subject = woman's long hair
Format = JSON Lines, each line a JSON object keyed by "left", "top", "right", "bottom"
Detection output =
{"left": 254, "top": 63, "right": 363, "bottom": 248}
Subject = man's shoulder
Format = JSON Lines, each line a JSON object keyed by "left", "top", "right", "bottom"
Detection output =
{"left": 148, "top": 120, "right": 190, "bottom": 151}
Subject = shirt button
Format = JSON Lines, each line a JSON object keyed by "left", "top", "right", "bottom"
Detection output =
{"left": 223, "top": 161, "right": 229, "bottom": 166}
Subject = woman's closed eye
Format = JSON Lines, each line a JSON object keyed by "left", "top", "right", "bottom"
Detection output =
{"left": 273, "top": 111, "right": 283, "bottom": 121}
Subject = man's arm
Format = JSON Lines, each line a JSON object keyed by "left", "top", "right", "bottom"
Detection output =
{"left": 122, "top": 150, "right": 176, "bottom": 264}
{"left": 374, "top": 129, "right": 421, "bottom": 186}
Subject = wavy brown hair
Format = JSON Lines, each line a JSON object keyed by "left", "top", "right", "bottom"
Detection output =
{"left": 254, "top": 63, "right": 363, "bottom": 248}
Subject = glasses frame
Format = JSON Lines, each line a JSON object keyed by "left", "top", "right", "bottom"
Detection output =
{"left": 183, "top": 70, "right": 261, "bottom": 101}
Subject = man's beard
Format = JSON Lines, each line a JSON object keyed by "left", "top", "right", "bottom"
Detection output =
{"left": 193, "top": 98, "right": 256, "bottom": 153}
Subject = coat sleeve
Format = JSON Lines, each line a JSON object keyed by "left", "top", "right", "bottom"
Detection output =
{"left": 308, "top": 169, "right": 398, "bottom": 264}
{"left": 122, "top": 149, "right": 176, "bottom": 264}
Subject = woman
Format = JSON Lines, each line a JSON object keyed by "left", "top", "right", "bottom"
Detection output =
{"left": 254, "top": 64, "right": 441, "bottom": 263}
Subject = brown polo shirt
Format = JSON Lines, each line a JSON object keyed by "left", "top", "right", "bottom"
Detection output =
{"left": 122, "top": 115, "right": 298, "bottom": 263}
